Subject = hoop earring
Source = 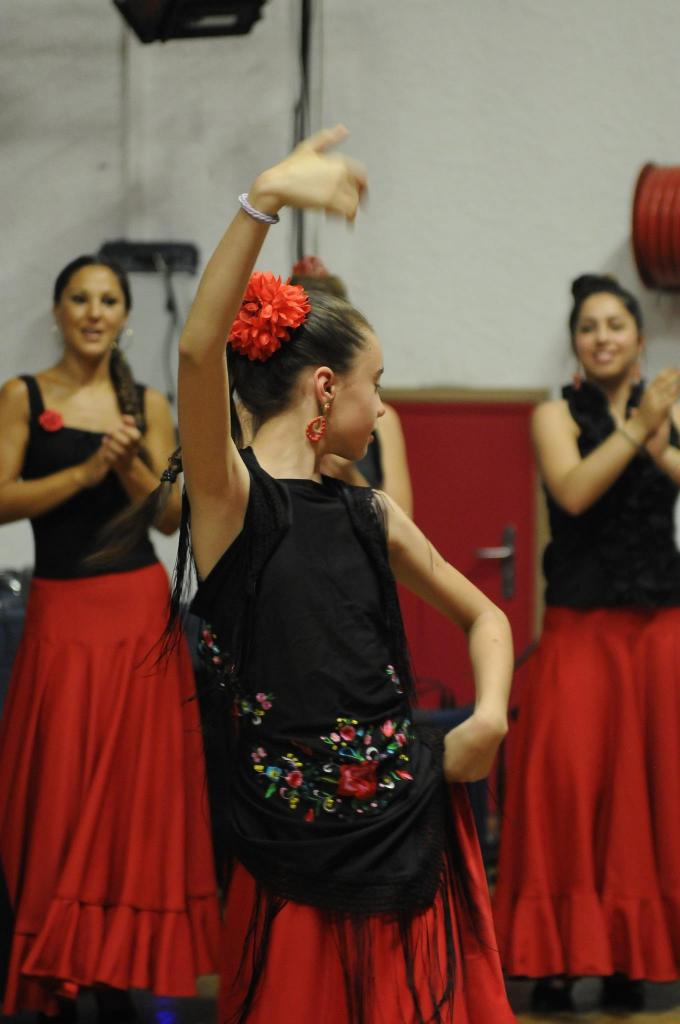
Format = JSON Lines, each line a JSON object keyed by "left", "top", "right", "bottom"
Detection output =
{"left": 115, "top": 327, "right": 133, "bottom": 350}
{"left": 306, "top": 402, "right": 330, "bottom": 443}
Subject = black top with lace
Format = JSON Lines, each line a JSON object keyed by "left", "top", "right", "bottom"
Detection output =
{"left": 20, "top": 374, "right": 157, "bottom": 579}
{"left": 544, "top": 381, "right": 680, "bottom": 608}
{"left": 191, "top": 448, "right": 449, "bottom": 916}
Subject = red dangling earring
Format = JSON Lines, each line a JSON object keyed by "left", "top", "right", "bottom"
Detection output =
{"left": 632, "top": 362, "right": 642, "bottom": 383}
{"left": 572, "top": 362, "right": 584, "bottom": 390}
{"left": 305, "top": 402, "right": 330, "bottom": 443}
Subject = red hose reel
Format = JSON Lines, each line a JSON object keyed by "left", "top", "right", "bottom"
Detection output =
{"left": 632, "top": 163, "right": 680, "bottom": 290}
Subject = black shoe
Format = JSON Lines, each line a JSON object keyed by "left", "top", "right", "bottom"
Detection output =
{"left": 531, "top": 977, "right": 574, "bottom": 1012}
{"left": 601, "top": 973, "right": 645, "bottom": 1011}
{"left": 37, "top": 997, "right": 78, "bottom": 1023}
{"left": 94, "top": 988, "right": 140, "bottom": 1024}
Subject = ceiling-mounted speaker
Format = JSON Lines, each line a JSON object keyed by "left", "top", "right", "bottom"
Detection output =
{"left": 112, "top": 0, "right": 268, "bottom": 42}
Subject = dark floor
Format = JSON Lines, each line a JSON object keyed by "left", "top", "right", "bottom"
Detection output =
{"left": 510, "top": 976, "right": 680, "bottom": 1021}
{"left": 3, "top": 978, "right": 680, "bottom": 1024}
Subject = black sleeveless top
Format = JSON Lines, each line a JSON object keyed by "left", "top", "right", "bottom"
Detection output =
{"left": 544, "top": 381, "right": 680, "bottom": 608}
{"left": 191, "top": 449, "right": 447, "bottom": 916}
{"left": 20, "top": 374, "right": 157, "bottom": 579}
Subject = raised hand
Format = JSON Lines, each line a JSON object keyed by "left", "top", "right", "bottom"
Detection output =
{"left": 250, "top": 125, "right": 368, "bottom": 222}
{"left": 79, "top": 441, "right": 118, "bottom": 488}
{"left": 101, "top": 414, "right": 142, "bottom": 472}
{"left": 637, "top": 368, "right": 680, "bottom": 438}
{"left": 79, "top": 416, "right": 142, "bottom": 487}
{"left": 645, "top": 418, "right": 672, "bottom": 459}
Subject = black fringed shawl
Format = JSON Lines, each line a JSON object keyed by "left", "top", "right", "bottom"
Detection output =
{"left": 190, "top": 449, "right": 471, "bottom": 1023}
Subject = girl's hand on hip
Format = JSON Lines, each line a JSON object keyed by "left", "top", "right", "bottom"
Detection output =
{"left": 443, "top": 708, "right": 508, "bottom": 783}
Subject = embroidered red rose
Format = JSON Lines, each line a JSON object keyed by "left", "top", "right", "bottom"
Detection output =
{"left": 337, "top": 762, "right": 377, "bottom": 800}
{"left": 339, "top": 724, "right": 356, "bottom": 742}
{"left": 228, "top": 272, "right": 310, "bottom": 362}
{"left": 38, "top": 409, "right": 64, "bottom": 432}
{"left": 286, "top": 770, "right": 303, "bottom": 789}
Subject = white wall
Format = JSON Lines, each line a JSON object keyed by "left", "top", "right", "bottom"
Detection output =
{"left": 2, "top": 0, "right": 680, "bottom": 572}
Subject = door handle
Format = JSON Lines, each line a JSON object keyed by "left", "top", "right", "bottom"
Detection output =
{"left": 475, "top": 525, "right": 516, "bottom": 599}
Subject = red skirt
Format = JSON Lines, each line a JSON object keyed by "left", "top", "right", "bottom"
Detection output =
{"left": 0, "top": 564, "right": 220, "bottom": 1014}
{"left": 493, "top": 606, "right": 680, "bottom": 980}
{"left": 220, "top": 787, "right": 515, "bottom": 1024}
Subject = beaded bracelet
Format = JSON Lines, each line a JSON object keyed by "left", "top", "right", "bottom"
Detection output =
{"left": 238, "top": 193, "right": 280, "bottom": 225}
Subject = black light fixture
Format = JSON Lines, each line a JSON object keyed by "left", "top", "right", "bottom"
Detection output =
{"left": 98, "top": 240, "right": 199, "bottom": 275}
{"left": 112, "top": 0, "right": 268, "bottom": 42}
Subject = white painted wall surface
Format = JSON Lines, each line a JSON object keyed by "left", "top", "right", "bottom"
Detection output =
{"left": 1, "top": 0, "right": 680, "bottom": 572}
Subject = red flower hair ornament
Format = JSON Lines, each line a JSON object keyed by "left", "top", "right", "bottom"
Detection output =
{"left": 228, "top": 271, "right": 311, "bottom": 363}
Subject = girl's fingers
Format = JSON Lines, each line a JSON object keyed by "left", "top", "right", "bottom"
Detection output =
{"left": 341, "top": 155, "right": 369, "bottom": 193}
{"left": 303, "top": 124, "right": 349, "bottom": 154}
{"left": 110, "top": 425, "right": 141, "bottom": 446}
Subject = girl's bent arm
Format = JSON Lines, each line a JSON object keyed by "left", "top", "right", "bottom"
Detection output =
{"left": 385, "top": 495, "right": 513, "bottom": 782}
{"left": 536, "top": 370, "right": 680, "bottom": 516}
{"left": 177, "top": 205, "right": 269, "bottom": 576}
{"left": 0, "top": 378, "right": 106, "bottom": 524}
{"left": 533, "top": 400, "right": 648, "bottom": 516}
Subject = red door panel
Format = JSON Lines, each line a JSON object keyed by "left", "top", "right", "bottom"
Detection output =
{"left": 390, "top": 398, "right": 539, "bottom": 707}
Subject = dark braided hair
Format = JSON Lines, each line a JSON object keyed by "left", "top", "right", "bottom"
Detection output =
{"left": 54, "top": 255, "right": 145, "bottom": 430}
{"left": 569, "top": 273, "right": 644, "bottom": 346}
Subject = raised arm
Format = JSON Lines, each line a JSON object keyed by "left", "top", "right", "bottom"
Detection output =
{"left": 385, "top": 495, "right": 513, "bottom": 783}
{"left": 178, "top": 126, "right": 366, "bottom": 578}
{"left": 534, "top": 369, "right": 680, "bottom": 516}
{"left": 0, "top": 378, "right": 115, "bottom": 525}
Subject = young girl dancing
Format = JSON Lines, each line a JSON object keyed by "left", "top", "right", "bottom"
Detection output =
{"left": 172, "top": 126, "right": 515, "bottom": 1023}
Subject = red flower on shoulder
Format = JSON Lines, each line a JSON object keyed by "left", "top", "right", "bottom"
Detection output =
{"left": 337, "top": 762, "right": 377, "bottom": 800}
{"left": 228, "top": 272, "right": 310, "bottom": 362}
{"left": 38, "top": 409, "right": 64, "bottom": 432}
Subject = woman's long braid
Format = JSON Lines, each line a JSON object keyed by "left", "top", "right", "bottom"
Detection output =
{"left": 86, "top": 346, "right": 181, "bottom": 571}
{"left": 109, "top": 343, "right": 145, "bottom": 431}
